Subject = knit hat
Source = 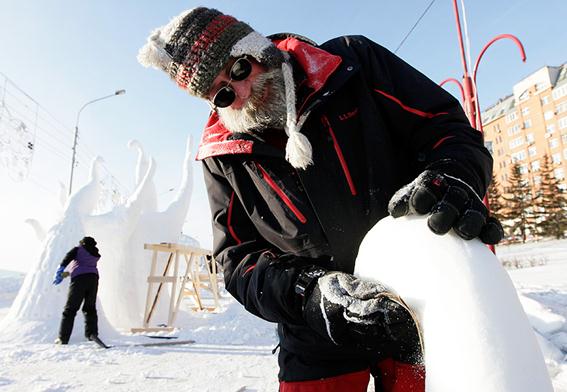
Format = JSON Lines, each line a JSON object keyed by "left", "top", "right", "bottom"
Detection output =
{"left": 138, "top": 7, "right": 313, "bottom": 169}
{"left": 137, "top": 7, "right": 284, "bottom": 98}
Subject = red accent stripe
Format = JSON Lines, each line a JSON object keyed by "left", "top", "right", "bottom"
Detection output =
{"left": 227, "top": 192, "right": 242, "bottom": 244}
{"left": 243, "top": 264, "right": 256, "bottom": 275}
{"left": 321, "top": 115, "right": 357, "bottom": 196}
{"left": 432, "top": 135, "right": 455, "bottom": 149}
{"left": 373, "top": 88, "right": 448, "bottom": 119}
{"left": 175, "top": 15, "right": 238, "bottom": 88}
{"left": 255, "top": 163, "right": 307, "bottom": 224}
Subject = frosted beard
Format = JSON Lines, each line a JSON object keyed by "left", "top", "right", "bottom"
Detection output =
{"left": 217, "top": 68, "right": 287, "bottom": 133}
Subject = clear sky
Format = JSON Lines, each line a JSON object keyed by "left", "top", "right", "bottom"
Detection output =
{"left": 0, "top": 0, "right": 565, "bottom": 272}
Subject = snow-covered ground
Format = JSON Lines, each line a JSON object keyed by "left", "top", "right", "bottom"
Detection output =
{"left": 1, "top": 239, "right": 566, "bottom": 391}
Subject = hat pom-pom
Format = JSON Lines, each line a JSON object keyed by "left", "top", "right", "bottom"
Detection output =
{"left": 137, "top": 29, "right": 171, "bottom": 71}
{"left": 286, "top": 131, "right": 313, "bottom": 170}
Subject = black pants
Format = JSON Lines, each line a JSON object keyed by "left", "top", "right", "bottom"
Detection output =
{"left": 58, "top": 273, "right": 99, "bottom": 342}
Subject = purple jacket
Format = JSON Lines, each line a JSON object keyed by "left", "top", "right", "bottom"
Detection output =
{"left": 60, "top": 246, "right": 100, "bottom": 279}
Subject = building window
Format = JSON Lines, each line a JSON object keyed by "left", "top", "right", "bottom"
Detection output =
{"left": 534, "top": 176, "right": 542, "bottom": 185}
{"left": 545, "top": 111, "right": 554, "bottom": 120}
{"left": 526, "top": 133, "right": 535, "bottom": 144}
{"left": 550, "top": 138, "right": 560, "bottom": 149}
{"left": 511, "top": 150, "right": 527, "bottom": 162}
{"left": 508, "top": 124, "right": 521, "bottom": 135}
{"left": 523, "top": 119, "right": 532, "bottom": 129}
{"left": 531, "top": 160, "right": 540, "bottom": 171}
{"left": 485, "top": 141, "right": 493, "bottom": 154}
{"left": 519, "top": 90, "right": 530, "bottom": 102}
{"left": 557, "top": 102, "right": 567, "bottom": 114}
{"left": 509, "top": 137, "right": 524, "bottom": 149}
{"left": 519, "top": 164, "right": 529, "bottom": 174}
{"left": 563, "top": 134, "right": 567, "bottom": 145}
{"left": 563, "top": 148, "right": 567, "bottom": 159}
{"left": 555, "top": 168, "right": 565, "bottom": 179}
{"left": 506, "top": 112, "right": 518, "bottom": 123}
{"left": 553, "top": 153, "right": 562, "bottom": 163}
{"left": 559, "top": 116, "right": 567, "bottom": 130}
{"left": 521, "top": 107, "right": 530, "bottom": 116}
{"left": 547, "top": 124, "right": 556, "bottom": 134}
{"left": 528, "top": 146, "right": 537, "bottom": 156}
{"left": 553, "top": 85, "right": 567, "bottom": 100}
{"left": 542, "top": 96, "right": 550, "bottom": 105}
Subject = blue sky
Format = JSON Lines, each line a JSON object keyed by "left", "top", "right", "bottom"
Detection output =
{"left": 0, "top": 0, "right": 565, "bottom": 272}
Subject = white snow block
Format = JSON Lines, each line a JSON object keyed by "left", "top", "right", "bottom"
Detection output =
{"left": 355, "top": 216, "right": 553, "bottom": 392}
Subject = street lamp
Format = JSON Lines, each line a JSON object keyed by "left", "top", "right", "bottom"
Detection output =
{"left": 68, "top": 89, "right": 126, "bottom": 195}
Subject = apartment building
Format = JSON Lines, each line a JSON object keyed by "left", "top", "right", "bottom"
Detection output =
{"left": 482, "top": 63, "right": 567, "bottom": 192}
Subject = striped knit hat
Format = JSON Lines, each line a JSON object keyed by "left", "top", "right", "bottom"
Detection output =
{"left": 138, "top": 7, "right": 313, "bottom": 169}
{"left": 137, "top": 7, "right": 285, "bottom": 98}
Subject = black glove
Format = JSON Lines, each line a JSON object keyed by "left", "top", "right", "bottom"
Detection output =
{"left": 388, "top": 170, "right": 504, "bottom": 244}
{"left": 300, "top": 270, "right": 421, "bottom": 361}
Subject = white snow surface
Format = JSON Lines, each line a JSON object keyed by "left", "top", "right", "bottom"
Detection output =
{"left": 1, "top": 214, "right": 566, "bottom": 390}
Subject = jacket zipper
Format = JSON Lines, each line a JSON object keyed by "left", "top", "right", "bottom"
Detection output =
{"left": 321, "top": 115, "right": 357, "bottom": 196}
{"left": 255, "top": 162, "right": 307, "bottom": 224}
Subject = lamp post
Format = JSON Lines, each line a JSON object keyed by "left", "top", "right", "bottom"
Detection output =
{"left": 68, "top": 89, "right": 126, "bottom": 195}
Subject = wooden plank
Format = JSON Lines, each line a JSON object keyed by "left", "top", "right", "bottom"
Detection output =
{"left": 130, "top": 327, "right": 175, "bottom": 333}
{"left": 142, "top": 250, "right": 159, "bottom": 328}
{"left": 147, "top": 277, "right": 178, "bottom": 283}
{"left": 146, "top": 252, "right": 173, "bottom": 325}
{"left": 167, "top": 251, "right": 180, "bottom": 326}
{"left": 144, "top": 242, "right": 212, "bottom": 256}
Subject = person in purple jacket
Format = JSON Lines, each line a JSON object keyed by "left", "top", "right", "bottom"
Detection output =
{"left": 53, "top": 236, "right": 101, "bottom": 344}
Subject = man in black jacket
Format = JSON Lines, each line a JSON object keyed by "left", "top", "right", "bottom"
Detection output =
{"left": 138, "top": 7, "right": 503, "bottom": 391}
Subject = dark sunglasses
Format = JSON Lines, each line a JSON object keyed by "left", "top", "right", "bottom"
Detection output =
{"left": 211, "top": 56, "right": 253, "bottom": 108}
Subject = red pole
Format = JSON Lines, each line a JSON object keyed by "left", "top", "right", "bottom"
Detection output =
{"left": 440, "top": 78, "right": 466, "bottom": 104}
{"left": 472, "top": 34, "right": 527, "bottom": 131}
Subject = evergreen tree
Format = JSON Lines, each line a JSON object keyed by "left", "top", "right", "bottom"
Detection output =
{"left": 535, "top": 154, "right": 567, "bottom": 239}
{"left": 501, "top": 162, "right": 537, "bottom": 243}
{"left": 487, "top": 172, "right": 506, "bottom": 222}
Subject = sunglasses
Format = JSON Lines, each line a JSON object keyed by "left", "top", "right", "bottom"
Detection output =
{"left": 210, "top": 56, "right": 253, "bottom": 108}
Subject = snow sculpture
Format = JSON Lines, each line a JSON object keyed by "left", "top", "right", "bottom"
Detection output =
{"left": 0, "top": 157, "right": 119, "bottom": 343}
{"left": 0, "top": 136, "right": 195, "bottom": 341}
{"left": 355, "top": 216, "right": 553, "bottom": 392}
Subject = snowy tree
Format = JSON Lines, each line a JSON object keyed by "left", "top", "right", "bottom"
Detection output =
{"left": 487, "top": 172, "right": 506, "bottom": 222}
{"left": 534, "top": 154, "right": 567, "bottom": 239}
{"left": 501, "top": 162, "right": 537, "bottom": 243}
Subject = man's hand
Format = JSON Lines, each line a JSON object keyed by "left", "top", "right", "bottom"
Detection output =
{"left": 388, "top": 170, "right": 503, "bottom": 244}
{"left": 302, "top": 271, "right": 419, "bottom": 355}
{"left": 52, "top": 265, "right": 65, "bottom": 285}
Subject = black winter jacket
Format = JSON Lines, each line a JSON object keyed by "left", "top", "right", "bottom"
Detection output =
{"left": 197, "top": 35, "right": 492, "bottom": 362}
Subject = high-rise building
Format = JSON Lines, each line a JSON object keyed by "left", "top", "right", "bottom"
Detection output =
{"left": 482, "top": 63, "right": 567, "bottom": 192}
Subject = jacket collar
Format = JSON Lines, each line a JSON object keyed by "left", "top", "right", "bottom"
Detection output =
{"left": 196, "top": 37, "right": 342, "bottom": 161}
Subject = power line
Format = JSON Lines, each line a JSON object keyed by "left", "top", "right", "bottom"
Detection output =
{"left": 394, "top": 0, "right": 437, "bottom": 54}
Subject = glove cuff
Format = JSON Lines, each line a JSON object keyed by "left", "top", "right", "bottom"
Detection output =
{"left": 425, "top": 159, "right": 485, "bottom": 199}
{"left": 294, "top": 266, "right": 327, "bottom": 308}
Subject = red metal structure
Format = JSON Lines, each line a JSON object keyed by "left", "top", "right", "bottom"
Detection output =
{"left": 443, "top": 0, "right": 527, "bottom": 252}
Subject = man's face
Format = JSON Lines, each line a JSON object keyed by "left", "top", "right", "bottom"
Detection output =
{"left": 207, "top": 57, "right": 287, "bottom": 133}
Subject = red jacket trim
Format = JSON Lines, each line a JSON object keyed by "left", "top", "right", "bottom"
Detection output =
{"left": 196, "top": 38, "right": 342, "bottom": 161}
{"left": 255, "top": 162, "right": 307, "bottom": 224}
{"left": 433, "top": 135, "right": 455, "bottom": 149}
{"left": 227, "top": 191, "right": 242, "bottom": 245}
{"left": 373, "top": 88, "right": 448, "bottom": 119}
{"left": 321, "top": 115, "right": 357, "bottom": 196}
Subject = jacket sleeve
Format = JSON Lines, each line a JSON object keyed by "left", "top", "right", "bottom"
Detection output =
{"left": 60, "top": 247, "right": 78, "bottom": 268}
{"left": 203, "top": 158, "right": 312, "bottom": 325}
{"left": 345, "top": 35, "right": 493, "bottom": 196}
